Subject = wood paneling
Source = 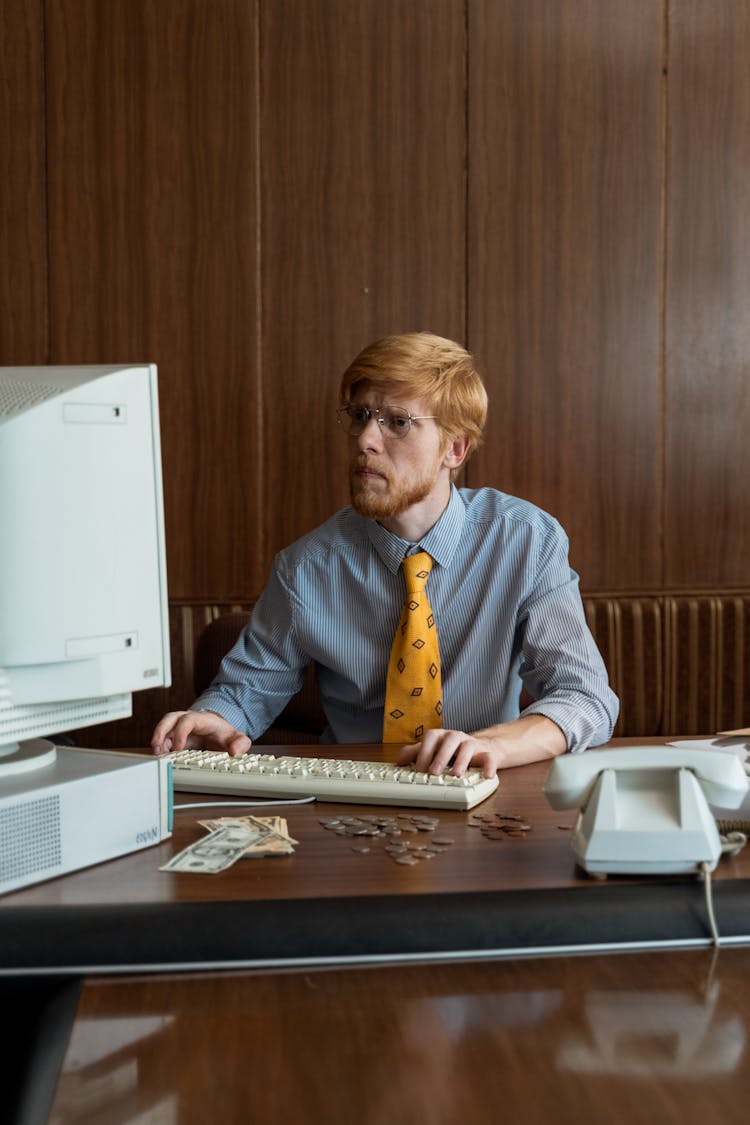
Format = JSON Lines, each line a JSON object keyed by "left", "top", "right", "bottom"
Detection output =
{"left": 44, "top": 0, "right": 262, "bottom": 598}
{"left": 468, "top": 0, "right": 664, "bottom": 591}
{"left": 3, "top": 0, "right": 750, "bottom": 626}
{"left": 583, "top": 596, "right": 664, "bottom": 737}
{"left": 259, "top": 0, "right": 467, "bottom": 560}
{"left": 664, "top": 593, "right": 750, "bottom": 735}
{"left": 0, "top": 0, "right": 47, "bottom": 362}
{"left": 665, "top": 1, "right": 750, "bottom": 587}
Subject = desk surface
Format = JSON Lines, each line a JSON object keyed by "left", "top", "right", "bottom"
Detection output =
{"left": 2, "top": 740, "right": 750, "bottom": 971}
{"left": 50, "top": 947, "right": 750, "bottom": 1124}
{"left": 5, "top": 740, "right": 750, "bottom": 1125}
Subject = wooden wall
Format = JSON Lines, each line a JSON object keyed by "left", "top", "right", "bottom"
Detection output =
{"left": 2, "top": 1, "right": 749, "bottom": 733}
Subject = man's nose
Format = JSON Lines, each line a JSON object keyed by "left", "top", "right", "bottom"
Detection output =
{"left": 356, "top": 413, "right": 385, "bottom": 451}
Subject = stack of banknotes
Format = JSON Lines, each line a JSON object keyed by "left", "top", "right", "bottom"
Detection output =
{"left": 160, "top": 815, "right": 298, "bottom": 874}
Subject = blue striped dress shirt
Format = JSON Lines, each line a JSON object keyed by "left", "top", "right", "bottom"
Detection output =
{"left": 195, "top": 486, "right": 619, "bottom": 750}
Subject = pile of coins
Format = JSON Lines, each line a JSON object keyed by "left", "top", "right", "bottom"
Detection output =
{"left": 318, "top": 812, "right": 455, "bottom": 864}
{"left": 468, "top": 811, "right": 532, "bottom": 840}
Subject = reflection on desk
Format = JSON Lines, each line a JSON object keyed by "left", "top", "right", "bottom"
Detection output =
{"left": 49, "top": 948, "right": 750, "bottom": 1125}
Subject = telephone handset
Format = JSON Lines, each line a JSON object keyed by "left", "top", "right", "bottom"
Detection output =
{"left": 544, "top": 746, "right": 749, "bottom": 876}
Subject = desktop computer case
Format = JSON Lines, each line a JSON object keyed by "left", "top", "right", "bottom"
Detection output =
{"left": 0, "top": 747, "right": 172, "bottom": 894}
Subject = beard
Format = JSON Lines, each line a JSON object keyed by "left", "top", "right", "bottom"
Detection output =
{"left": 349, "top": 455, "right": 438, "bottom": 520}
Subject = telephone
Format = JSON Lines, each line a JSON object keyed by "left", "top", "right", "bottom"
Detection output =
{"left": 544, "top": 746, "right": 749, "bottom": 876}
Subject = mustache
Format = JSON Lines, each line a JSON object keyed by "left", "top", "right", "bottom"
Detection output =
{"left": 350, "top": 454, "right": 389, "bottom": 479}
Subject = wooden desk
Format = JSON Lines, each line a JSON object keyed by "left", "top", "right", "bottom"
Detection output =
{"left": 2, "top": 741, "right": 750, "bottom": 972}
{"left": 49, "top": 948, "right": 750, "bottom": 1124}
{"left": 2, "top": 740, "right": 750, "bottom": 1124}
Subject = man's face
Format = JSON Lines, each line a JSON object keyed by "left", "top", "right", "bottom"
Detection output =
{"left": 346, "top": 385, "right": 451, "bottom": 521}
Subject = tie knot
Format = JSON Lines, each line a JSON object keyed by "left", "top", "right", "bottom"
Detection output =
{"left": 402, "top": 551, "right": 433, "bottom": 594}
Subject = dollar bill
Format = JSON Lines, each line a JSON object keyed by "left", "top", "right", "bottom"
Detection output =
{"left": 197, "top": 815, "right": 298, "bottom": 856}
{"left": 160, "top": 822, "right": 266, "bottom": 874}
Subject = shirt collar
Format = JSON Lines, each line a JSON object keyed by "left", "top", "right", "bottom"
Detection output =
{"left": 365, "top": 484, "right": 466, "bottom": 574}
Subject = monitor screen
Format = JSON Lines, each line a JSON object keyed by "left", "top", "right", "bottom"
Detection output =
{"left": 0, "top": 364, "right": 171, "bottom": 778}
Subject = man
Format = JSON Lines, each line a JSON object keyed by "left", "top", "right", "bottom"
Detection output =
{"left": 152, "top": 332, "right": 618, "bottom": 776}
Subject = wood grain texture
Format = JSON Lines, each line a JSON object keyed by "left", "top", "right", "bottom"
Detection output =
{"left": 7, "top": 743, "right": 750, "bottom": 911}
{"left": 44, "top": 0, "right": 262, "bottom": 597}
{"left": 468, "top": 0, "right": 664, "bottom": 590}
{"left": 665, "top": 0, "right": 750, "bottom": 587}
{"left": 0, "top": 0, "right": 47, "bottom": 362}
{"left": 53, "top": 948, "right": 750, "bottom": 1124}
{"left": 259, "top": 0, "right": 467, "bottom": 559}
{"left": 583, "top": 595, "right": 664, "bottom": 736}
{"left": 665, "top": 593, "right": 750, "bottom": 735}
{"left": 2, "top": 756, "right": 591, "bottom": 907}
{"left": 5, "top": 0, "right": 750, "bottom": 613}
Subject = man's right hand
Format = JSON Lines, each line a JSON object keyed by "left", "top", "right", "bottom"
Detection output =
{"left": 150, "top": 709, "right": 252, "bottom": 758}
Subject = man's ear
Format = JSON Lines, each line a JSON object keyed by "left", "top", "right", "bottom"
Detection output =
{"left": 442, "top": 435, "right": 470, "bottom": 471}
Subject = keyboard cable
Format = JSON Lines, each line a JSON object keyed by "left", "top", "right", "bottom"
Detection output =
{"left": 177, "top": 797, "right": 317, "bottom": 810}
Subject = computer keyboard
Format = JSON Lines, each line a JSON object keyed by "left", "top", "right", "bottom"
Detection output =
{"left": 168, "top": 749, "right": 499, "bottom": 810}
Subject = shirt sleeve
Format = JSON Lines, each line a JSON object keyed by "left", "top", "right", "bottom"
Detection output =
{"left": 516, "top": 521, "right": 620, "bottom": 752}
{"left": 191, "top": 561, "right": 309, "bottom": 740}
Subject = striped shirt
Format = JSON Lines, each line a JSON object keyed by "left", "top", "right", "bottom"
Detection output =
{"left": 195, "top": 486, "right": 619, "bottom": 750}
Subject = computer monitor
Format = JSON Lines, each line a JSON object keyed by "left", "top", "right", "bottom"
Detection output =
{"left": 0, "top": 364, "right": 171, "bottom": 779}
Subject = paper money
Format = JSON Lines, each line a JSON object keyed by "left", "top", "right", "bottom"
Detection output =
{"left": 197, "top": 815, "right": 298, "bottom": 857}
{"left": 160, "top": 822, "right": 267, "bottom": 874}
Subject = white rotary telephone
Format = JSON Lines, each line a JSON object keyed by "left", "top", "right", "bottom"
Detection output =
{"left": 544, "top": 745, "right": 749, "bottom": 876}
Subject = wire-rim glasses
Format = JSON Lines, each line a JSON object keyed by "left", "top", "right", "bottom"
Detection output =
{"left": 336, "top": 402, "right": 437, "bottom": 440}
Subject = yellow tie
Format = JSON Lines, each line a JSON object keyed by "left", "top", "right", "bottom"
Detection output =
{"left": 382, "top": 551, "right": 443, "bottom": 743}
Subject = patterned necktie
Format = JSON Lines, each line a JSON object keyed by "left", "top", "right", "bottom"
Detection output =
{"left": 382, "top": 551, "right": 443, "bottom": 743}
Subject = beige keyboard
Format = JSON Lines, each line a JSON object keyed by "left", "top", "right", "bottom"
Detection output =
{"left": 168, "top": 749, "right": 498, "bottom": 810}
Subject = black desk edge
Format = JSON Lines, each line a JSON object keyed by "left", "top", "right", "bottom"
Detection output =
{"left": 2, "top": 881, "right": 749, "bottom": 975}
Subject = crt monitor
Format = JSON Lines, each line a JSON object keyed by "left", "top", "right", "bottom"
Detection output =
{"left": 0, "top": 364, "right": 171, "bottom": 778}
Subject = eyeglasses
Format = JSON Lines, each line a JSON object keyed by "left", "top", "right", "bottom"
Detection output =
{"left": 336, "top": 403, "right": 437, "bottom": 440}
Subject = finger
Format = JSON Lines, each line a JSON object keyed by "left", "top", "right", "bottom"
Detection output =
{"left": 454, "top": 744, "right": 499, "bottom": 779}
{"left": 397, "top": 734, "right": 445, "bottom": 767}
{"left": 396, "top": 742, "right": 419, "bottom": 765}
{"left": 167, "top": 711, "right": 206, "bottom": 755}
{"left": 150, "top": 712, "right": 186, "bottom": 755}
{"left": 417, "top": 731, "right": 463, "bottom": 775}
{"left": 406, "top": 727, "right": 444, "bottom": 770}
{"left": 226, "top": 731, "right": 253, "bottom": 757}
{"left": 447, "top": 741, "right": 480, "bottom": 777}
